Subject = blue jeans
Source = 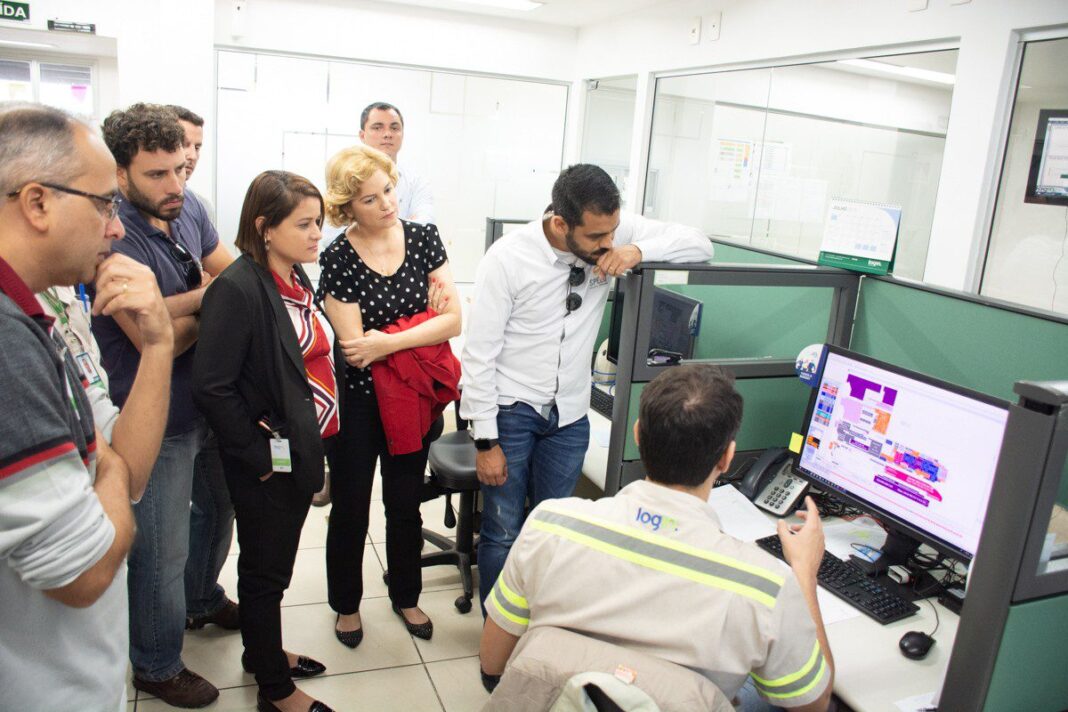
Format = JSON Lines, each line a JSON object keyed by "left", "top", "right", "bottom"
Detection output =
{"left": 185, "top": 430, "right": 235, "bottom": 618}
{"left": 478, "top": 403, "right": 589, "bottom": 612}
{"left": 128, "top": 422, "right": 207, "bottom": 681}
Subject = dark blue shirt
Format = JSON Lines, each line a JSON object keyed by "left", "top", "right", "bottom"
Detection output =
{"left": 92, "top": 191, "right": 219, "bottom": 436}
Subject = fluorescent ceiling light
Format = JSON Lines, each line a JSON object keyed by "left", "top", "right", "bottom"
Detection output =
{"left": 451, "top": 0, "right": 544, "bottom": 10}
{"left": 836, "top": 58, "right": 955, "bottom": 85}
{"left": 0, "top": 39, "right": 58, "bottom": 49}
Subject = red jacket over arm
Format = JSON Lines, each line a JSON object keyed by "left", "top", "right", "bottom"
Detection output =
{"left": 371, "top": 310, "right": 461, "bottom": 455}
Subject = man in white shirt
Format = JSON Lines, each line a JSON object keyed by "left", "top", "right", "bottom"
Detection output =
{"left": 359, "top": 102, "right": 434, "bottom": 224}
{"left": 460, "top": 164, "right": 714, "bottom": 616}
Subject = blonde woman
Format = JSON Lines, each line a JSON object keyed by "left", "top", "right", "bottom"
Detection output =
{"left": 318, "top": 145, "right": 461, "bottom": 646}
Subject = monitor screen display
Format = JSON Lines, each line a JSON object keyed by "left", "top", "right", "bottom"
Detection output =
{"left": 606, "top": 283, "right": 701, "bottom": 364}
{"left": 649, "top": 288, "right": 701, "bottom": 360}
{"left": 1025, "top": 109, "right": 1068, "bottom": 207}
{"left": 796, "top": 347, "right": 1010, "bottom": 560}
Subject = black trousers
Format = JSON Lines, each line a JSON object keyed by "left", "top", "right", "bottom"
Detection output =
{"left": 225, "top": 460, "right": 312, "bottom": 701}
{"left": 326, "top": 389, "right": 432, "bottom": 612}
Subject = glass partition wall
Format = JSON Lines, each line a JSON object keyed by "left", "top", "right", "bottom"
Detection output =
{"left": 645, "top": 50, "right": 957, "bottom": 281}
{"left": 580, "top": 75, "right": 637, "bottom": 209}
{"left": 982, "top": 37, "right": 1068, "bottom": 316}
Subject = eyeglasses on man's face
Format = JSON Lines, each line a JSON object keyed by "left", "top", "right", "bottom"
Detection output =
{"left": 6, "top": 182, "right": 122, "bottom": 221}
{"left": 566, "top": 265, "right": 585, "bottom": 316}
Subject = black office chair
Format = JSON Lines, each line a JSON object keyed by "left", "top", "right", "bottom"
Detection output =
{"left": 384, "top": 403, "right": 480, "bottom": 613}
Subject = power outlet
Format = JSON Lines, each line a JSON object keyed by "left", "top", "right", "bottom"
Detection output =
{"left": 705, "top": 11, "right": 721, "bottom": 42}
{"left": 688, "top": 16, "right": 701, "bottom": 45}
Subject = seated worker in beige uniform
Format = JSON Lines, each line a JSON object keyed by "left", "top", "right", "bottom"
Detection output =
{"left": 480, "top": 363, "right": 835, "bottom": 712}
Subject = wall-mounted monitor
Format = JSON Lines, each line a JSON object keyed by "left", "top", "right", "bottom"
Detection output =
{"left": 1025, "top": 108, "right": 1068, "bottom": 206}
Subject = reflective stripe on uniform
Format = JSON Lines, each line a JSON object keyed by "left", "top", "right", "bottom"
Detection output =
{"left": 751, "top": 640, "right": 828, "bottom": 700}
{"left": 489, "top": 576, "right": 530, "bottom": 627}
{"left": 529, "top": 506, "right": 783, "bottom": 608}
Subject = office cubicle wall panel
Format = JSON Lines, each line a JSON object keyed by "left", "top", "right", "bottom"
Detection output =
{"left": 850, "top": 277, "right": 1068, "bottom": 403}
{"left": 983, "top": 596, "right": 1068, "bottom": 711}
{"left": 619, "top": 377, "right": 810, "bottom": 463}
{"left": 659, "top": 284, "right": 833, "bottom": 362}
{"left": 942, "top": 383, "right": 1068, "bottom": 712}
{"left": 709, "top": 240, "right": 810, "bottom": 266}
{"left": 600, "top": 263, "right": 857, "bottom": 494}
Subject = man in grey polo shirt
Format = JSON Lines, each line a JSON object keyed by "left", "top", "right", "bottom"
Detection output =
{"left": 93, "top": 103, "right": 236, "bottom": 708}
{"left": 0, "top": 103, "right": 173, "bottom": 710}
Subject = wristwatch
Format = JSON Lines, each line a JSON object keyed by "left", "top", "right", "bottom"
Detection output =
{"left": 474, "top": 438, "right": 499, "bottom": 452}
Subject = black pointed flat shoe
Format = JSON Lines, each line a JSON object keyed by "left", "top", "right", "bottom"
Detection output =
{"left": 256, "top": 691, "right": 335, "bottom": 712}
{"left": 392, "top": 602, "right": 433, "bottom": 640}
{"left": 242, "top": 652, "right": 326, "bottom": 678}
{"left": 334, "top": 613, "right": 364, "bottom": 649}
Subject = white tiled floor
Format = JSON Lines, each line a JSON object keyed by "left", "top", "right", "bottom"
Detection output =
{"left": 129, "top": 468, "right": 490, "bottom": 711}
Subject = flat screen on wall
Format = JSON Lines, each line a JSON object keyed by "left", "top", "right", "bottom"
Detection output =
{"left": 1025, "top": 108, "right": 1068, "bottom": 206}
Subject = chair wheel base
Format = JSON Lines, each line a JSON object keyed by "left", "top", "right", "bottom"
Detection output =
{"left": 455, "top": 596, "right": 472, "bottom": 614}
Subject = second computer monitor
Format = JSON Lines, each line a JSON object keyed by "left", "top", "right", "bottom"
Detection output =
{"left": 606, "top": 283, "right": 701, "bottom": 364}
{"left": 795, "top": 346, "right": 1010, "bottom": 563}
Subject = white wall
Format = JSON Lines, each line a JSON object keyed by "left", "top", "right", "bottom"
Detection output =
{"left": 214, "top": 49, "right": 568, "bottom": 283}
{"left": 5, "top": 0, "right": 579, "bottom": 217}
{"left": 0, "top": 0, "right": 217, "bottom": 196}
{"left": 213, "top": 0, "right": 576, "bottom": 80}
{"left": 575, "top": 0, "right": 1068, "bottom": 292}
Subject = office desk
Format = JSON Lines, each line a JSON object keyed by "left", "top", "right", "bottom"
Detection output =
{"left": 828, "top": 597, "right": 957, "bottom": 711}
{"left": 577, "top": 414, "right": 959, "bottom": 711}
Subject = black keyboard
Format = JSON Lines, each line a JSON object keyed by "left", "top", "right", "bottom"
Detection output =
{"left": 590, "top": 385, "right": 615, "bottom": 419}
{"left": 756, "top": 535, "right": 919, "bottom": 625}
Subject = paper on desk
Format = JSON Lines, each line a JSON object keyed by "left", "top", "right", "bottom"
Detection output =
{"left": 894, "top": 690, "right": 937, "bottom": 712}
{"left": 815, "top": 587, "right": 860, "bottom": 625}
{"left": 707, "top": 485, "right": 778, "bottom": 542}
{"left": 822, "top": 516, "right": 887, "bottom": 561}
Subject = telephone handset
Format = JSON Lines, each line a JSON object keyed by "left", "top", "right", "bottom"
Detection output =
{"left": 737, "top": 447, "right": 809, "bottom": 516}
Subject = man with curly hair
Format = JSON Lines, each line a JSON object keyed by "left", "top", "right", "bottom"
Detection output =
{"left": 93, "top": 103, "right": 235, "bottom": 708}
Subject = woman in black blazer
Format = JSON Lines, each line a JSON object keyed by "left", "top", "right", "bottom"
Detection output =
{"left": 193, "top": 171, "right": 341, "bottom": 712}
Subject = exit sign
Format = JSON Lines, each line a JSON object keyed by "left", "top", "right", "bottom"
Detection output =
{"left": 0, "top": 1, "right": 30, "bottom": 22}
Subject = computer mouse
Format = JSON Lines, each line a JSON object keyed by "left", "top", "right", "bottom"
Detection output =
{"left": 899, "top": 631, "right": 935, "bottom": 660}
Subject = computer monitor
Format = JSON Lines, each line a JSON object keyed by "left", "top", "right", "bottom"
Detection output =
{"left": 606, "top": 283, "right": 702, "bottom": 365}
{"left": 795, "top": 345, "right": 1010, "bottom": 567}
{"left": 606, "top": 278, "right": 625, "bottom": 365}
{"left": 1025, "top": 109, "right": 1068, "bottom": 207}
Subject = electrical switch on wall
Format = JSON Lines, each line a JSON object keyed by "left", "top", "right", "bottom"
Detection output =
{"left": 705, "top": 11, "right": 721, "bottom": 42}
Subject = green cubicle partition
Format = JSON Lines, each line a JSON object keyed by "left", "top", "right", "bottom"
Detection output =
{"left": 603, "top": 261, "right": 857, "bottom": 493}
{"left": 709, "top": 238, "right": 811, "bottom": 266}
{"left": 941, "top": 381, "right": 1068, "bottom": 712}
{"left": 661, "top": 284, "right": 833, "bottom": 361}
{"left": 620, "top": 377, "right": 811, "bottom": 462}
{"left": 851, "top": 277, "right": 1068, "bottom": 403}
{"left": 851, "top": 276, "right": 1068, "bottom": 507}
